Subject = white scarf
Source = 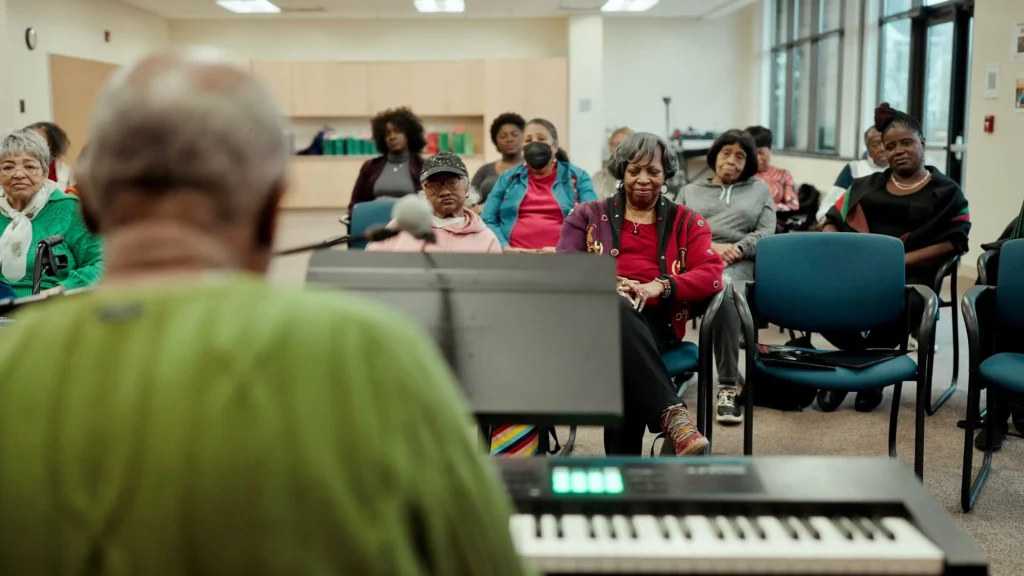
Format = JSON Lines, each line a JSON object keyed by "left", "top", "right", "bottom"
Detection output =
{"left": 0, "top": 181, "right": 59, "bottom": 282}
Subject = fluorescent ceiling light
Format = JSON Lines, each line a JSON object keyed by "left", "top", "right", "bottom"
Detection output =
{"left": 414, "top": 0, "right": 465, "bottom": 13}
{"left": 601, "top": 0, "right": 659, "bottom": 12}
{"left": 216, "top": 0, "right": 281, "bottom": 14}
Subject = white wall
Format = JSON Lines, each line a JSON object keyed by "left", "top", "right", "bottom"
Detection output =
{"left": 5, "top": 0, "right": 170, "bottom": 125}
{"left": 569, "top": 14, "right": 605, "bottom": 175}
{"left": 0, "top": 0, "right": 12, "bottom": 130}
{"left": 602, "top": 15, "right": 744, "bottom": 138}
{"left": 168, "top": 18, "right": 568, "bottom": 61}
{"left": 963, "top": 0, "right": 1024, "bottom": 261}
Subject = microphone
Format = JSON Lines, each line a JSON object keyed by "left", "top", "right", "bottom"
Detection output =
{"left": 274, "top": 195, "right": 436, "bottom": 256}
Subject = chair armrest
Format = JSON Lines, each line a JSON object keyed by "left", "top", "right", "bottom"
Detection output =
{"left": 697, "top": 289, "right": 727, "bottom": 356}
{"left": 339, "top": 214, "right": 351, "bottom": 231}
{"left": 961, "top": 285, "right": 996, "bottom": 372}
{"left": 731, "top": 281, "right": 758, "bottom": 349}
{"left": 977, "top": 249, "right": 999, "bottom": 286}
{"left": 933, "top": 253, "right": 961, "bottom": 291}
{"left": 908, "top": 285, "right": 940, "bottom": 365}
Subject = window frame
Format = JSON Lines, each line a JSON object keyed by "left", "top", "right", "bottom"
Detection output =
{"left": 769, "top": 0, "right": 846, "bottom": 156}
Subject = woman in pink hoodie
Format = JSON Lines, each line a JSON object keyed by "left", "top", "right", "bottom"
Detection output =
{"left": 367, "top": 152, "right": 502, "bottom": 254}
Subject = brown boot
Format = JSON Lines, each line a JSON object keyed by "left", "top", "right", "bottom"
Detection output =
{"left": 660, "top": 404, "right": 709, "bottom": 456}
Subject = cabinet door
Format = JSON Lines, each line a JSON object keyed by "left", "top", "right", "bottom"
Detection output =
{"left": 251, "top": 61, "right": 294, "bottom": 115}
{"left": 368, "top": 63, "right": 417, "bottom": 113}
{"left": 331, "top": 62, "right": 371, "bottom": 116}
{"left": 291, "top": 62, "right": 333, "bottom": 117}
{"left": 444, "top": 61, "right": 484, "bottom": 115}
{"left": 483, "top": 59, "right": 529, "bottom": 162}
{"left": 524, "top": 58, "right": 569, "bottom": 149}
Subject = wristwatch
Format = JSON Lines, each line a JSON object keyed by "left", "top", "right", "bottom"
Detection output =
{"left": 655, "top": 276, "right": 673, "bottom": 298}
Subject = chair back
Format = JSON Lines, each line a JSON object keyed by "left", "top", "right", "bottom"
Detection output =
{"left": 753, "top": 234, "right": 906, "bottom": 332}
{"left": 996, "top": 240, "right": 1024, "bottom": 328}
{"left": 349, "top": 199, "right": 397, "bottom": 250}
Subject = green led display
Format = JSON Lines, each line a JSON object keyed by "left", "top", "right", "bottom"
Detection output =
{"left": 552, "top": 467, "right": 571, "bottom": 494}
{"left": 587, "top": 470, "right": 605, "bottom": 493}
{"left": 604, "top": 467, "right": 624, "bottom": 494}
{"left": 571, "top": 470, "right": 588, "bottom": 494}
{"left": 551, "top": 466, "right": 626, "bottom": 495}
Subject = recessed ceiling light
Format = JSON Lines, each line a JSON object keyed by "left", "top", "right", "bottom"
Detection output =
{"left": 601, "top": 0, "right": 659, "bottom": 12}
{"left": 414, "top": 0, "right": 465, "bottom": 13}
{"left": 216, "top": 0, "right": 281, "bottom": 14}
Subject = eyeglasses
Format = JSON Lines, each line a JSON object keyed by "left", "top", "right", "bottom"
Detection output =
{"left": 0, "top": 162, "right": 43, "bottom": 177}
{"left": 423, "top": 177, "right": 464, "bottom": 193}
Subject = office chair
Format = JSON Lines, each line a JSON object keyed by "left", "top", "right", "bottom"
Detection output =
{"left": 960, "top": 240, "right": 1024, "bottom": 512}
{"left": 922, "top": 253, "right": 963, "bottom": 415}
{"left": 732, "top": 234, "right": 938, "bottom": 479}
{"left": 345, "top": 199, "right": 397, "bottom": 250}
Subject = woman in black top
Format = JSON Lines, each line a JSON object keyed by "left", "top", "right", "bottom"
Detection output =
{"left": 470, "top": 113, "right": 525, "bottom": 209}
{"left": 819, "top": 103, "right": 971, "bottom": 412}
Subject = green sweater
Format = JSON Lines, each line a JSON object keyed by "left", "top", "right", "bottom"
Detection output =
{"left": 0, "top": 276, "right": 528, "bottom": 575}
{"left": 0, "top": 191, "right": 103, "bottom": 297}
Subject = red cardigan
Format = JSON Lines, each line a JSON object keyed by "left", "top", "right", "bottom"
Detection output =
{"left": 556, "top": 194, "right": 724, "bottom": 341}
{"left": 348, "top": 154, "right": 425, "bottom": 212}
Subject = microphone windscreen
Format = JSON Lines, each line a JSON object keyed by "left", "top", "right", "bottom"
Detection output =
{"left": 392, "top": 195, "right": 434, "bottom": 239}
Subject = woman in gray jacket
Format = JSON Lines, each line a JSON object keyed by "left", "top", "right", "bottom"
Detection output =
{"left": 677, "top": 129, "right": 776, "bottom": 426}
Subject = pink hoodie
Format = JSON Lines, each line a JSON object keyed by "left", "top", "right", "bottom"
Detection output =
{"left": 366, "top": 208, "right": 503, "bottom": 254}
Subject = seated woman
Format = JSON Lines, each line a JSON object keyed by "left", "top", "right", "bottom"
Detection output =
{"left": 817, "top": 126, "right": 889, "bottom": 221}
{"left": 819, "top": 103, "right": 970, "bottom": 412}
{"left": 27, "top": 122, "right": 73, "bottom": 192}
{"left": 482, "top": 118, "right": 597, "bottom": 253}
{"left": 678, "top": 130, "right": 776, "bottom": 426}
{"left": 591, "top": 127, "right": 633, "bottom": 198}
{"left": 745, "top": 126, "right": 798, "bottom": 212}
{"left": 470, "top": 113, "right": 525, "bottom": 208}
{"left": 349, "top": 107, "right": 426, "bottom": 213}
{"left": 0, "top": 129, "right": 102, "bottom": 296}
{"left": 557, "top": 132, "right": 724, "bottom": 456}
{"left": 368, "top": 153, "right": 502, "bottom": 254}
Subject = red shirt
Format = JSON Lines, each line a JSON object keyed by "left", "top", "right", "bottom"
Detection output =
{"left": 616, "top": 222, "right": 663, "bottom": 306}
{"left": 509, "top": 167, "right": 563, "bottom": 249}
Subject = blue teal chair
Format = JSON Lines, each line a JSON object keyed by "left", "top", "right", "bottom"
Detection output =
{"left": 656, "top": 289, "right": 726, "bottom": 452}
{"left": 346, "top": 199, "right": 397, "bottom": 250}
{"left": 923, "top": 253, "right": 963, "bottom": 415}
{"left": 960, "top": 239, "right": 1024, "bottom": 512}
{"left": 732, "top": 234, "right": 938, "bottom": 478}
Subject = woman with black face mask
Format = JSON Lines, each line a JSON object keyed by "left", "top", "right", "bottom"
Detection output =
{"left": 481, "top": 118, "right": 597, "bottom": 253}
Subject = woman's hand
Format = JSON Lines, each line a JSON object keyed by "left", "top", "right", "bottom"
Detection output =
{"left": 537, "top": 246, "right": 557, "bottom": 254}
{"left": 712, "top": 243, "right": 742, "bottom": 264}
{"left": 630, "top": 281, "right": 665, "bottom": 312}
{"left": 503, "top": 247, "right": 533, "bottom": 254}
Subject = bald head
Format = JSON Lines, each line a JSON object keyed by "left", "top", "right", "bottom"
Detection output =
{"left": 78, "top": 48, "right": 289, "bottom": 227}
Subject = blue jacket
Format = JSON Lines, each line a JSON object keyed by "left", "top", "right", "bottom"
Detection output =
{"left": 481, "top": 162, "right": 598, "bottom": 247}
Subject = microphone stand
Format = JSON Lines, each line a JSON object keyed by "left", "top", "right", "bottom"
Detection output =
{"left": 275, "top": 235, "right": 352, "bottom": 257}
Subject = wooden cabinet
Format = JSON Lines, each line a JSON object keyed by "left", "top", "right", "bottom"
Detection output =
{"left": 368, "top": 62, "right": 416, "bottom": 113}
{"left": 442, "top": 61, "right": 484, "bottom": 115}
{"left": 250, "top": 61, "right": 294, "bottom": 115}
{"left": 483, "top": 58, "right": 568, "bottom": 163}
{"left": 291, "top": 62, "right": 370, "bottom": 117}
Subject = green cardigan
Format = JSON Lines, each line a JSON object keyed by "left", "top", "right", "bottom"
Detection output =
{"left": 0, "top": 191, "right": 102, "bottom": 297}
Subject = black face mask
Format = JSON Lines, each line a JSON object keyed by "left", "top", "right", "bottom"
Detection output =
{"left": 523, "top": 142, "right": 553, "bottom": 170}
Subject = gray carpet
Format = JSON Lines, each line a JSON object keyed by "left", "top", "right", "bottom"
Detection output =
{"left": 557, "top": 297, "right": 1023, "bottom": 576}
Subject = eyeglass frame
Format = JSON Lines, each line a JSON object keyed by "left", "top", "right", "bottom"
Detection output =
{"left": 0, "top": 161, "right": 44, "bottom": 177}
{"left": 423, "top": 176, "right": 466, "bottom": 193}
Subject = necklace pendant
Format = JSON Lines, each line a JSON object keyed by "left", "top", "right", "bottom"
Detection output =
{"left": 632, "top": 228, "right": 639, "bottom": 235}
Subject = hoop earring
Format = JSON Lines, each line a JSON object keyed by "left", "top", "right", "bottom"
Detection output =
{"left": 616, "top": 180, "right": 624, "bottom": 190}
{"left": 660, "top": 185, "right": 668, "bottom": 194}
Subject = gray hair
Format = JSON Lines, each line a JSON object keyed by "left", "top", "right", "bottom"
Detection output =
{"left": 0, "top": 129, "right": 51, "bottom": 169}
{"left": 607, "top": 132, "right": 679, "bottom": 181}
{"left": 77, "top": 47, "right": 289, "bottom": 220}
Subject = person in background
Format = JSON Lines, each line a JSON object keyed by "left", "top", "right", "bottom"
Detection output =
{"left": 470, "top": 113, "right": 525, "bottom": 209}
{"left": 0, "top": 49, "right": 525, "bottom": 575}
{"left": 0, "top": 129, "right": 102, "bottom": 297}
{"left": 745, "top": 126, "right": 798, "bottom": 212}
{"left": 678, "top": 129, "right": 776, "bottom": 426}
{"left": 27, "top": 122, "right": 73, "bottom": 192}
{"left": 818, "top": 126, "right": 889, "bottom": 221}
{"left": 482, "top": 118, "right": 597, "bottom": 253}
{"left": 369, "top": 153, "right": 501, "bottom": 254}
{"left": 558, "top": 133, "right": 723, "bottom": 456}
{"left": 348, "top": 107, "right": 426, "bottom": 213}
{"left": 819, "top": 102, "right": 970, "bottom": 413}
{"left": 591, "top": 126, "right": 634, "bottom": 198}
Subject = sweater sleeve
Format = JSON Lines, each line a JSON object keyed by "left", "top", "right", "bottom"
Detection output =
{"left": 781, "top": 169, "right": 800, "bottom": 211}
{"left": 555, "top": 206, "right": 590, "bottom": 253}
{"left": 59, "top": 208, "right": 103, "bottom": 290}
{"left": 735, "top": 187, "right": 777, "bottom": 259}
{"left": 574, "top": 170, "right": 599, "bottom": 203}
{"left": 669, "top": 211, "right": 724, "bottom": 303}
{"left": 348, "top": 160, "right": 375, "bottom": 213}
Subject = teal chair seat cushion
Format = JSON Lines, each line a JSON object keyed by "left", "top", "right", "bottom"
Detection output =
{"left": 662, "top": 342, "right": 699, "bottom": 376}
{"left": 755, "top": 348, "right": 918, "bottom": 391}
{"left": 979, "top": 353, "right": 1024, "bottom": 394}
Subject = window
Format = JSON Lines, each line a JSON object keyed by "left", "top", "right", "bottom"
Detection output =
{"left": 769, "top": 0, "right": 845, "bottom": 154}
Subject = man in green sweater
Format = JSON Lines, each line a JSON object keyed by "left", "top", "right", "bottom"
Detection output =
{"left": 0, "top": 49, "right": 526, "bottom": 575}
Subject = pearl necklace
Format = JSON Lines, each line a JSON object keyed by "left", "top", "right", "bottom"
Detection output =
{"left": 890, "top": 171, "right": 931, "bottom": 191}
{"left": 625, "top": 206, "right": 654, "bottom": 235}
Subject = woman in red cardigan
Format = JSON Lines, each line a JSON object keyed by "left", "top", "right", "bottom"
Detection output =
{"left": 348, "top": 107, "right": 426, "bottom": 213}
{"left": 557, "top": 132, "right": 724, "bottom": 456}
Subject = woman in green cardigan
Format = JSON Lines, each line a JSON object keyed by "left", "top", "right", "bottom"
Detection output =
{"left": 0, "top": 129, "right": 102, "bottom": 296}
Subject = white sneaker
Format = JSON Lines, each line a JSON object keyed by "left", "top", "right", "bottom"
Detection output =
{"left": 716, "top": 388, "right": 743, "bottom": 424}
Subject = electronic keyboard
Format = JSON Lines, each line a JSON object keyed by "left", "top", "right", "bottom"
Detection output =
{"left": 497, "top": 456, "right": 987, "bottom": 575}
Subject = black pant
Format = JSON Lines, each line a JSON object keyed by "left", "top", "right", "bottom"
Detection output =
{"left": 603, "top": 298, "right": 684, "bottom": 455}
{"left": 822, "top": 266, "right": 934, "bottom": 350}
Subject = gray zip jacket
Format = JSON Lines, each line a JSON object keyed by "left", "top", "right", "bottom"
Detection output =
{"left": 675, "top": 178, "right": 776, "bottom": 259}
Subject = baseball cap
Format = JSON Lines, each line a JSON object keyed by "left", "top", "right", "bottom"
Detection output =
{"left": 420, "top": 152, "right": 468, "bottom": 182}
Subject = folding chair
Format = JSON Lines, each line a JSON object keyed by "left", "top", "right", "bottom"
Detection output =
{"left": 344, "top": 199, "right": 397, "bottom": 250}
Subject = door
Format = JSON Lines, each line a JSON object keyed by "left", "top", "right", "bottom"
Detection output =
{"left": 878, "top": 0, "right": 973, "bottom": 185}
